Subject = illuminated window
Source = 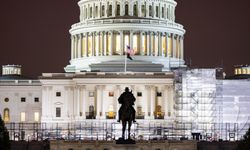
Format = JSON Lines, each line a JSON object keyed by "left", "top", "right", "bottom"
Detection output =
{"left": 4, "top": 98, "right": 9, "bottom": 102}
{"left": 125, "top": 4, "right": 129, "bottom": 15}
{"left": 82, "top": 35, "right": 86, "bottom": 56}
{"left": 142, "top": 33, "right": 146, "bottom": 55}
{"left": 88, "top": 34, "right": 92, "bottom": 56}
{"left": 162, "top": 34, "right": 166, "bottom": 56}
{"left": 243, "top": 69, "right": 247, "bottom": 74}
{"left": 124, "top": 34, "right": 129, "bottom": 52}
{"left": 247, "top": 68, "right": 250, "bottom": 74}
{"left": 34, "top": 112, "right": 39, "bottom": 122}
{"left": 20, "top": 112, "right": 25, "bottom": 122}
{"left": 3, "top": 108, "right": 10, "bottom": 122}
{"left": 115, "top": 34, "right": 121, "bottom": 55}
{"left": 95, "top": 34, "right": 99, "bottom": 56}
{"left": 133, "top": 34, "right": 138, "bottom": 54}
{"left": 56, "top": 107, "right": 61, "bottom": 117}
{"left": 107, "top": 33, "right": 112, "bottom": 55}
{"left": 109, "top": 92, "right": 114, "bottom": 97}
{"left": 116, "top": 4, "right": 120, "bottom": 16}
{"left": 99, "top": 34, "right": 103, "bottom": 55}
{"left": 168, "top": 35, "right": 172, "bottom": 56}
{"left": 154, "top": 34, "right": 159, "bottom": 56}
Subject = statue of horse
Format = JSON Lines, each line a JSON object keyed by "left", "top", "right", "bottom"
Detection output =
{"left": 117, "top": 87, "right": 136, "bottom": 140}
{"left": 120, "top": 99, "right": 133, "bottom": 139}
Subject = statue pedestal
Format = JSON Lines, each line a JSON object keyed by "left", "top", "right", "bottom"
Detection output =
{"left": 116, "top": 138, "right": 136, "bottom": 144}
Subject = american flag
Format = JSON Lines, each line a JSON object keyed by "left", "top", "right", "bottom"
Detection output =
{"left": 126, "top": 45, "right": 134, "bottom": 60}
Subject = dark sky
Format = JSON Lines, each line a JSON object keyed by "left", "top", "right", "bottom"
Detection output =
{"left": 0, "top": 0, "right": 249, "bottom": 77}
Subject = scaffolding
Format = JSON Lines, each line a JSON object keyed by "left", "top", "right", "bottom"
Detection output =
{"left": 175, "top": 69, "right": 224, "bottom": 140}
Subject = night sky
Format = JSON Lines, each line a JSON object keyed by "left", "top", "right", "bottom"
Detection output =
{"left": 0, "top": 0, "right": 249, "bottom": 78}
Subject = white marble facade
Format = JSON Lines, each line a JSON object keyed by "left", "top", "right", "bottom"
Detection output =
{"left": 40, "top": 72, "right": 175, "bottom": 124}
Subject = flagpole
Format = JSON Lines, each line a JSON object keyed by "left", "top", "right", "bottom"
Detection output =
{"left": 124, "top": 51, "right": 127, "bottom": 72}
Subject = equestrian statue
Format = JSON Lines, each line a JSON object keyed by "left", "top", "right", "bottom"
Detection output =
{"left": 117, "top": 87, "right": 136, "bottom": 140}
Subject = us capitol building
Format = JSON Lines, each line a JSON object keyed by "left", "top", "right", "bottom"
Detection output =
{"left": 1, "top": 0, "right": 250, "bottom": 142}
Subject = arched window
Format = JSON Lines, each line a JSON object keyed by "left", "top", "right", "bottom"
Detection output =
{"left": 162, "top": 7, "right": 165, "bottom": 18}
{"left": 116, "top": 4, "right": 120, "bottom": 16}
{"left": 89, "top": 7, "right": 93, "bottom": 18}
{"left": 141, "top": 5, "right": 146, "bottom": 17}
{"left": 3, "top": 108, "right": 10, "bottom": 122}
{"left": 95, "top": 6, "right": 98, "bottom": 18}
{"left": 108, "top": 4, "right": 112, "bottom": 17}
{"left": 149, "top": 5, "right": 152, "bottom": 17}
{"left": 133, "top": 4, "right": 138, "bottom": 16}
{"left": 101, "top": 5, "right": 105, "bottom": 17}
{"left": 125, "top": 4, "right": 129, "bottom": 16}
{"left": 156, "top": 6, "right": 159, "bottom": 17}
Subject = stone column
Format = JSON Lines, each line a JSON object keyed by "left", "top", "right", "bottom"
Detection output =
{"left": 140, "top": 32, "right": 144, "bottom": 55}
{"left": 130, "top": 31, "right": 133, "bottom": 51}
{"left": 78, "top": 34, "right": 82, "bottom": 58}
{"left": 96, "top": 85, "right": 104, "bottom": 119}
{"left": 153, "top": 3, "right": 156, "bottom": 18}
{"left": 146, "top": 2, "right": 149, "bottom": 17}
{"left": 151, "top": 32, "right": 154, "bottom": 56}
{"left": 167, "top": 85, "right": 174, "bottom": 118}
{"left": 166, "top": 33, "right": 168, "bottom": 57}
{"left": 144, "top": 86, "right": 149, "bottom": 119}
{"left": 85, "top": 33, "right": 88, "bottom": 57}
{"left": 104, "top": 32, "right": 107, "bottom": 56}
{"left": 76, "top": 86, "right": 81, "bottom": 120}
{"left": 81, "top": 85, "right": 87, "bottom": 119}
{"left": 147, "top": 32, "right": 150, "bottom": 56}
{"left": 101, "top": 32, "right": 104, "bottom": 56}
{"left": 115, "top": 85, "right": 121, "bottom": 120}
{"left": 150, "top": 86, "right": 156, "bottom": 119}
{"left": 110, "top": 32, "right": 113, "bottom": 55}
{"left": 138, "top": 1, "right": 142, "bottom": 17}
{"left": 121, "top": 1, "right": 125, "bottom": 16}
{"left": 163, "top": 85, "right": 169, "bottom": 119}
{"left": 129, "top": 2, "right": 133, "bottom": 16}
{"left": 105, "top": 2, "right": 108, "bottom": 17}
{"left": 112, "top": 0, "right": 116, "bottom": 17}
{"left": 92, "top": 3, "right": 95, "bottom": 18}
{"left": 92, "top": 32, "right": 95, "bottom": 56}
{"left": 172, "top": 34, "right": 176, "bottom": 58}
{"left": 74, "top": 35, "right": 78, "bottom": 58}
{"left": 95, "top": 32, "right": 99, "bottom": 56}
{"left": 158, "top": 32, "right": 162, "bottom": 56}
{"left": 180, "top": 36, "right": 184, "bottom": 60}
{"left": 71, "top": 35, "right": 75, "bottom": 59}
{"left": 131, "top": 85, "right": 137, "bottom": 116}
{"left": 120, "top": 31, "right": 124, "bottom": 55}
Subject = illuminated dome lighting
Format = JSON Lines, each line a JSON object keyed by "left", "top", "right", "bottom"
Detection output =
{"left": 65, "top": 0, "right": 185, "bottom": 72}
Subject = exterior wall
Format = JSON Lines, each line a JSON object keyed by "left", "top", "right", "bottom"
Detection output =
{"left": 40, "top": 72, "right": 175, "bottom": 124}
{"left": 50, "top": 140, "right": 197, "bottom": 150}
{"left": 0, "top": 80, "right": 42, "bottom": 123}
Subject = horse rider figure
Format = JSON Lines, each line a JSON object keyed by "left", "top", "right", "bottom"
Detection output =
{"left": 117, "top": 87, "right": 136, "bottom": 123}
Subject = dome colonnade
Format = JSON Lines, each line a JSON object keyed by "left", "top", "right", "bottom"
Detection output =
{"left": 65, "top": 0, "right": 185, "bottom": 72}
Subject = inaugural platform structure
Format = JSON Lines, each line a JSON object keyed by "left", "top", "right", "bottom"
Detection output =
{"left": 65, "top": 0, "right": 185, "bottom": 72}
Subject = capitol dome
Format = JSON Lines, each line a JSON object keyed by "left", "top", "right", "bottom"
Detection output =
{"left": 65, "top": 0, "right": 185, "bottom": 72}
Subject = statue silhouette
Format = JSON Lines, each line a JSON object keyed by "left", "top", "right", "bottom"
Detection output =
{"left": 117, "top": 87, "right": 136, "bottom": 139}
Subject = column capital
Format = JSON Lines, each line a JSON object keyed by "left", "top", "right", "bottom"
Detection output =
{"left": 96, "top": 85, "right": 105, "bottom": 90}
